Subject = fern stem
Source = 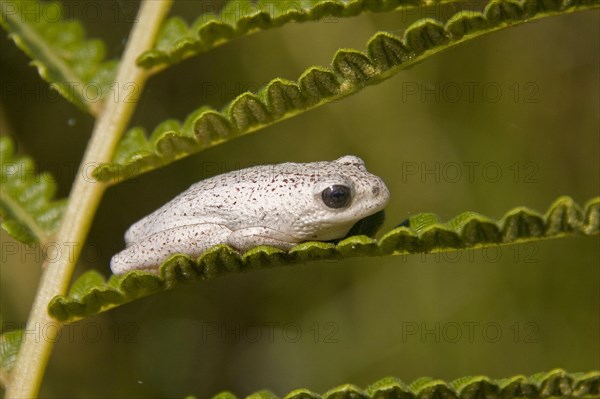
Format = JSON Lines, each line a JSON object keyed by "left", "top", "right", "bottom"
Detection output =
{"left": 4, "top": 1, "right": 173, "bottom": 397}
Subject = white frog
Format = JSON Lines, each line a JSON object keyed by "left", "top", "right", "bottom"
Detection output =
{"left": 110, "top": 155, "right": 390, "bottom": 274}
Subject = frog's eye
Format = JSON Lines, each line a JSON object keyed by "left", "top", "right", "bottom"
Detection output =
{"left": 321, "top": 185, "right": 352, "bottom": 209}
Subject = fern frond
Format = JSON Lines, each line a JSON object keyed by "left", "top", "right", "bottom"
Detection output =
{"left": 48, "top": 196, "right": 598, "bottom": 322}
{"left": 0, "top": 0, "right": 117, "bottom": 114}
{"left": 0, "top": 329, "right": 24, "bottom": 387}
{"left": 138, "top": 0, "right": 454, "bottom": 70}
{"left": 0, "top": 136, "right": 66, "bottom": 245}
{"left": 210, "top": 369, "right": 598, "bottom": 398}
{"left": 94, "top": 0, "right": 600, "bottom": 183}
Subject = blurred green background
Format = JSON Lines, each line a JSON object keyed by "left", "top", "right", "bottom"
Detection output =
{"left": 1, "top": 0, "right": 598, "bottom": 397}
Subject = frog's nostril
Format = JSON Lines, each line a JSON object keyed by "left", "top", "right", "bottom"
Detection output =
{"left": 372, "top": 186, "right": 380, "bottom": 196}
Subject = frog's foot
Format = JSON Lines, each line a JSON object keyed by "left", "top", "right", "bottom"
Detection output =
{"left": 227, "top": 227, "right": 299, "bottom": 252}
{"left": 110, "top": 224, "right": 231, "bottom": 274}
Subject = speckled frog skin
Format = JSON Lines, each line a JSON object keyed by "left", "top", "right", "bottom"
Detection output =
{"left": 110, "top": 155, "right": 390, "bottom": 274}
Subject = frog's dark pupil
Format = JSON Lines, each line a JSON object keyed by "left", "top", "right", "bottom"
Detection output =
{"left": 322, "top": 185, "right": 352, "bottom": 209}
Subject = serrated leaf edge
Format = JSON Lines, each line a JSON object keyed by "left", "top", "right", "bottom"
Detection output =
{"left": 48, "top": 195, "right": 599, "bottom": 322}
{"left": 0, "top": 136, "right": 66, "bottom": 245}
{"left": 0, "top": 0, "right": 117, "bottom": 114}
{"left": 138, "top": 0, "right": 457, "bottom": 70}
{"left": 96, "top": 0, "right": 600, "bottom": 183}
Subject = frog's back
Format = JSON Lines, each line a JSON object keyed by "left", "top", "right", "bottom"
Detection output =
{"left": 124, "top": 161, "right": 323, "bottom": 243}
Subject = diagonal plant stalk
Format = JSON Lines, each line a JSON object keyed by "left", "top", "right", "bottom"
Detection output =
{"left": 4, "top": 1, "right": 173, "bottom": 397}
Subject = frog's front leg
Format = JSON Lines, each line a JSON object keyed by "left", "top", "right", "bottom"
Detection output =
{"left": 226, "top": 227, "right": 299, "bottom": 252}
{"left": 111, "top": 224, "right": 231, "bottom": 274}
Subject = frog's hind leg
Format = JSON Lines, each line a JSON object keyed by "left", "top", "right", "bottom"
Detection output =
{"left": 226, "top": 227, "right": 298, "bottom": 252}
{"left": 111, "top": 224, "right": 231, "bottom": 274}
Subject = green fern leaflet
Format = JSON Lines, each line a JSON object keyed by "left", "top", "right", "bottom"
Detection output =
{"left": 48, "top": 196, "right": 598, "bottom": 322}
{"left": 0, "top": 136, "right": 66, "bottom": 245}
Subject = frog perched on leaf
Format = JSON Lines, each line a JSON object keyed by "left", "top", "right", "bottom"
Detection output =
{"left": 110, "top": 156, "right": 390, "bottom": 274}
